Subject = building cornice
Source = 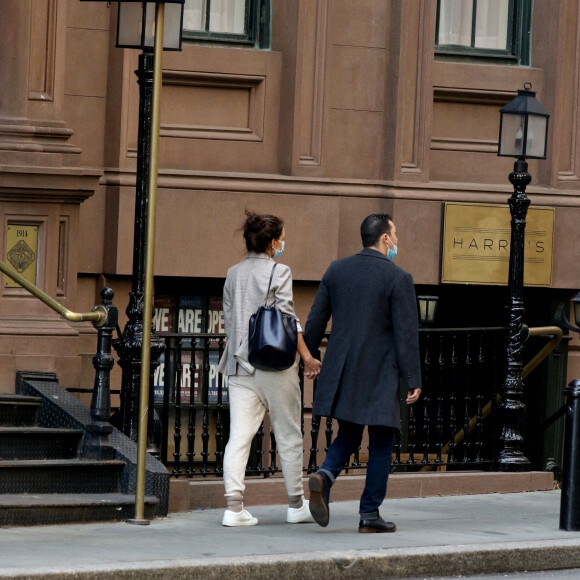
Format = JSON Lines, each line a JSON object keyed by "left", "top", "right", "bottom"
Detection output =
{"left": 0, "top": 165, "right": 102, "bottom": 203}
{"left": 101, "top": 168, "right": 580, "bottom": 207}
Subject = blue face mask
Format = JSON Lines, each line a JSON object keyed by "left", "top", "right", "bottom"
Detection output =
{"left": 273, "top": 240, "right": 285, "bottom": 258}
{"left": 386, "top": 235, "right": 397, "bottom": 260}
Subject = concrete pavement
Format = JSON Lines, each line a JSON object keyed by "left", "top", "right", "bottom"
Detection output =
{"left": 1, "top": 489, "right": 579, "bottom": 579}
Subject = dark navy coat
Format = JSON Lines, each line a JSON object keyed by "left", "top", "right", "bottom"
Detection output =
{"left": 304, "top": 248, "right": 422, "bottom": 429}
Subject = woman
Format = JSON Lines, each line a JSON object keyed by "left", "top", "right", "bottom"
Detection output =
{"left": 217, "top": 211, "right": 321, "bottom": 526}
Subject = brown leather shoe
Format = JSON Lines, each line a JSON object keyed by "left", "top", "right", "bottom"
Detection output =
{"left": 308, "top": 473, "right": 329, "bottom": 527}
{"left": 358, "top": 516, "right": 397, "bottom": 533}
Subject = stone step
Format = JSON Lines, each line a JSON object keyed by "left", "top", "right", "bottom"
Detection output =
{"left": 0, "top": 459, "right": 126, "bottom": 494}
{"left": 0, "top": 427, "right": 83, "bottom": 460}
{"left": 0, "top": 395, "right": 43, "bottom": 427}
{"left": 0, "top": 493, "right": 159, "bottom": 527}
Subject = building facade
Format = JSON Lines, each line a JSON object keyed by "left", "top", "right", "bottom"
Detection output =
{"left": 1, "top": 0, "right": 580, "bottom": 449}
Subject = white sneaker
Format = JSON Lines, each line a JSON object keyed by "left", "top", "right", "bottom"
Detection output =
{"left": 287, "top": 499, "right": 314, "bottom": 523}
{"left": 222, "top": 508, "right": 258, "bottom": 527}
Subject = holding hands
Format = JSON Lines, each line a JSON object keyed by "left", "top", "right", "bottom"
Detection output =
{"left": 303, "top": 356, "right": 322, "bottom": 379}
{"left": 297, "top": 333, "right": 321, "bottom": 379}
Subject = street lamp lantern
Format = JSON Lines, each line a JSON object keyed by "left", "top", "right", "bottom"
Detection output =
{"left": 495, "top": 83, "right": 550, "bottom": 471}
{"left": 80, "top": 0, "right": 185, "bottom": 50}
{"left": 117, "top": 1, "right": 184, "bottom": 51}
{"left": 417, "top": 295, "right": 438, "bottom": 325}
{"left": 498, "top": 83, "right": 549, "bottom": 160}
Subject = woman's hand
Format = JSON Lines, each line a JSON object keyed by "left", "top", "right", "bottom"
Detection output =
{"left": 303, "top": 356, "right": 321, "bottom": 379}
{"left": 296, "top": 333, "right": 321, "bottom": 378}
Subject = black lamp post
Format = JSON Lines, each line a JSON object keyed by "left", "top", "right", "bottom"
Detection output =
{"left": 496, "top": 83, "right": 550, "bottom": 471}
{"left": 110, "top": 1, "right": 183, "bottom": 449}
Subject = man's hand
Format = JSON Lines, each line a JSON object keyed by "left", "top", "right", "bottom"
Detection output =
{"left": 303, "top": 357, "right": 321, "bottom": 379}
{"left": 406, "top": 388, "right": 421, "bottom": 404}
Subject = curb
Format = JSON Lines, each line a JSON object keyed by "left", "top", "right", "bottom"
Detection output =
{"left": 3, "top": 538, "right": 580, "bottom": 579}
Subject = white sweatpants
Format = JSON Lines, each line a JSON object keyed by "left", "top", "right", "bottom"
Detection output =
{"left": 223, "top": 364, "right": 304, "bottom": 505}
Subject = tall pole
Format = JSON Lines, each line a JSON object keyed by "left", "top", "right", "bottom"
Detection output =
{"left": 129, "top": 1, "right": 165, "bottom": 525}
{"left": 496, "top": 158, "right": 532, "bottom": 471}
{"left": 560, "top": 379, "right": 580, "bottom": 530}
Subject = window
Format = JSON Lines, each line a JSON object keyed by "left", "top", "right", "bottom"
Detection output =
{"left": 435, "top": 0, "right": 532, "bottom": 65}
{"left": 182, "top": 0, "right": 270, "bottom": 48}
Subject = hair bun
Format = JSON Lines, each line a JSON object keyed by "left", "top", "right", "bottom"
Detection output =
{"left": 244, "top": 210, "right": 262, "bottom": 232}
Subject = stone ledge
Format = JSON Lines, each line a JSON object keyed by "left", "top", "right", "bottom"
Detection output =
{"left": 168, "top": 470, "right": 555, "bottom": 512}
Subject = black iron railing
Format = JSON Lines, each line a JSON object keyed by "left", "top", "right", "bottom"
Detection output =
{"left": 397, "top": 327, "right": 507, "bottom": 471}
{"left": 157, "top": 326, "right": 508, "bottom": 477}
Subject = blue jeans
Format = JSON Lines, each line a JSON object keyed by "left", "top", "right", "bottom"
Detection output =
{"left": 318, "top": 419, "right": 395, "bottom": 517}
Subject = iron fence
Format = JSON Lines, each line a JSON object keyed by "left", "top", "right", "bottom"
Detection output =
{"left": 156, "top": 327, "right": 508, "bottom": 477}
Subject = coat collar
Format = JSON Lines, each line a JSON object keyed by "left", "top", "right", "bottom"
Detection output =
{"left": 246, "top": 252, "right": 273, "bottom": 260}
{"left": 359, "top": 247, "right": 388, "bottom": 260}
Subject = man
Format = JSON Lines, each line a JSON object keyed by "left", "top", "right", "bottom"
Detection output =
{"left": 304, "top": 214, "right": 422, "bottom": 533}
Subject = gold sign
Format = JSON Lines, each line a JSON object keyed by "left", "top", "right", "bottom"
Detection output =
{"left": 442, "top": 202, "right": 554, "bottom": 287}
{"left": 5, "top": 225, "right": 39, "bottom": 288}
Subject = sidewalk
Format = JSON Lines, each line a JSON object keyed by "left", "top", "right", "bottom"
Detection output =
{"left": 1, "top": 490, "right": 579, "bottom": 579}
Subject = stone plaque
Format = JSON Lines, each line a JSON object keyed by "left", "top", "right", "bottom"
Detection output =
{"left": 5, "top": 225, "right": 39, "bottom": 288}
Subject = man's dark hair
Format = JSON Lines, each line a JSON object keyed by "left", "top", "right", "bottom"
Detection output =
{"left": 360, "top": 214, "right": 393, "bottom": 248}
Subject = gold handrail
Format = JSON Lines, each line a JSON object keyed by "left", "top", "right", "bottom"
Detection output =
{"left": 418, "top": 325, "right": 564, "bottom": 470}
{"left": 0, "top": 259, "right": 106, "bottom": 327}
{"left": 523, "top": 325, "right": 563, "bottom": 379}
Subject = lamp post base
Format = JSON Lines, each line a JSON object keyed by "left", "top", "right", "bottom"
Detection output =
{"left": 127, "top": 518, "right": 150, "bottom": 526}
{"left": 496, "top": 452, "right": 531, "bottom": 472}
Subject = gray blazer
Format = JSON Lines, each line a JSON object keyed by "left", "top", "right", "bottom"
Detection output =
{"left": 217, "top": 252, "right": 301, "bottom": 376}
{"left": 304, "top": 248, "right": 422, "bottom": 428}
